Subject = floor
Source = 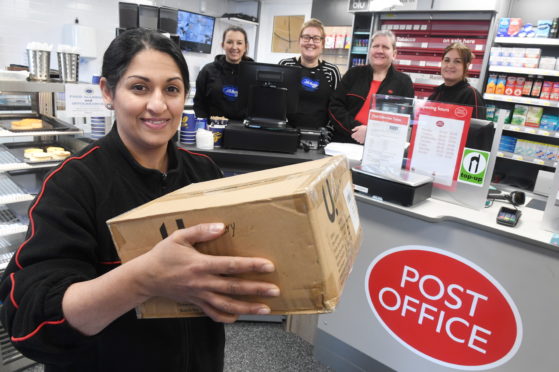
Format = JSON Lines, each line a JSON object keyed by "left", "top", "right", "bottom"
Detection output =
{"left": 22, "top": 321, "right": 333, "bottom": 371}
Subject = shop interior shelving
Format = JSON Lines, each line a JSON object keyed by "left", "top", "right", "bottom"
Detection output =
{"left": 348, "top": 11, "right": 495, "bottom": 99}
{"left": 482, "top": 37, "right": 559, "bottom": 191}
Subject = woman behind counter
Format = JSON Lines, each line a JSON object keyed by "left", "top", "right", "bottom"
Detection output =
{"left": 329, "top": 30, "right": 414, "bottom": 144}
{"left": 279, "top": 18, "right": 341, "bottom": 130}
{"left": 0, "top": 28, "right": 279, "bottom": 372}
{"left": 428, "top": 42, "right": 486, "bottom": 119}
{"left": 194, "top": 26, "right": 253, "bottom": 120}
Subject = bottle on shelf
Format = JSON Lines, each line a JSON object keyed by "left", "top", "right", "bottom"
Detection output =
{"left": 531, "top": 75, "right": 544, "bottom": 98}
{"left": 522, "top": 75, "right": 534, "bottom": 96}
{"left": 550, "top": 18, "right": 558, "bottom": 38}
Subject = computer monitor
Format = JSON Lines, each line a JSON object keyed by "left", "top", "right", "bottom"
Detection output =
{"left": 238, "top": 62, "right": 301, "bottom": 128}
{"left": 177, "top": 9, "right": 215, "bottom": 54}
{"left": 467, "top": 118, "right": 495, "bottom": 151}
{"left": 138, "top": 5, "right": 158, "bottom": 30}
{"left": 118, "top": 2, "right": 138, "bottom": 29}
{"left": 158, "top": 7, "right": 178, "bottom": 34}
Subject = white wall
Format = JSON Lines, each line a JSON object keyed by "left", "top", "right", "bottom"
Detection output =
{"left": 255, "top": 0, "right": 313, "bottom": 64}
{"left": 0, "top": 0, "right": 239, "bottom": 84}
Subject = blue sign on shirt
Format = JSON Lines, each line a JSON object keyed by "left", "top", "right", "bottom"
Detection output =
{"left": 222, "top": 85, "right": 238, "bottom": 101}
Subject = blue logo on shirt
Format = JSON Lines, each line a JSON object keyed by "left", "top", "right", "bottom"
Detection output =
{"left": 301, "top": 77, "right": 320, "bottom": 92}
{"left": 222, "top": 85, "right": 238, "bottom": 101}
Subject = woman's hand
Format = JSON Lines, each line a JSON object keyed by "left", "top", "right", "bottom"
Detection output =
{"left": 351, "top": 125, "right": 367, "bottom": 144}
{"left": 137, "top": 223, "right": 280, "bottom": 323}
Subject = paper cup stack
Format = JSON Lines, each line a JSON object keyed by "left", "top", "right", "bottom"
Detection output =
{"left": 180, "top": 110, "right": 197, "bottom": 145}
{"left": 90, "top": 117, "right": 106, "bottom": 139}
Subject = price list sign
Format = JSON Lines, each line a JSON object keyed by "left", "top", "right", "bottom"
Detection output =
{"left": 407, "top": 102, "right": 472, "bottom": 188}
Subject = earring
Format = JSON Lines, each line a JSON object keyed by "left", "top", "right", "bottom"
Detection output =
{"left": 106, "top": 103, "right": 113, "bottom": 110}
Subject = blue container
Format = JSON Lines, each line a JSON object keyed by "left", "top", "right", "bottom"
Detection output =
{"left": 195, "top": 118, "right": 207, "bottom": 130}
{"left": 181, "top": 111, "right": 197, "bottom": 131}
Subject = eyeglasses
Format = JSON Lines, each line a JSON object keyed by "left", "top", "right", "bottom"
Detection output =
{"left": 301, "top": 35, "right": 323, "bottom": 43}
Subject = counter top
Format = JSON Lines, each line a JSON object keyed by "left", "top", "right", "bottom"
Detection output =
{"left": 356, "top": 193, "right": 555, "bottom": 251}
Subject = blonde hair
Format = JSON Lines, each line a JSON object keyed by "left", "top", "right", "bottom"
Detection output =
{"left": 299, "top": 18, "right": 326, "bottom": 45}
{"left": 442, "top": 42, "right": 475, "bottom": 80}
{"left": 371, "top": 30, "right": 396, "bottom": 49}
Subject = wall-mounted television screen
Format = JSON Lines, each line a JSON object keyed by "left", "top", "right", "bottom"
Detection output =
{"left": 177, "top": 9, "right": 215, "bottom": 54}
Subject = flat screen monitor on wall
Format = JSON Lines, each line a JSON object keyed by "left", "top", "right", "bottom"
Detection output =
{"left": 158, "top": 7, "right": 178, "bottom": 34}
{"left": 239, "top": 62, "right": 301, "bottom": 128}
{"left": 139, "top": 4, "right": 158, "bottom": 30}
{"left": 177, "top": 9, "right": 215, "bottom": 54}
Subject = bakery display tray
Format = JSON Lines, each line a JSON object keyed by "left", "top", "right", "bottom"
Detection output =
{"left": 4, "top": 142, "right": 69, "bottom": 164}
{"left": 0, "top": 114, "right": 77, "bottom": 133}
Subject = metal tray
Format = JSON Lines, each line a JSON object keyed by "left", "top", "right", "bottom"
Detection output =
{"left": 0, "top": 114, "right": 76, "bottom": 133}
{"left": 4, "top": 142, "right": 69, "bottom": 165}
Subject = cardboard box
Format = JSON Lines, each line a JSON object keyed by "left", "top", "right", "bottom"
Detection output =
{"left": 107, "top": 155, "right": 362, "bottom": 318}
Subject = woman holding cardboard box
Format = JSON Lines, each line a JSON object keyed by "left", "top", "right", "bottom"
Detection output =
{"left": 428, "top": 42, "right": 486, "bottom": 119}
{"left": 0, "top": 28, "right": 279, "bottom": 372}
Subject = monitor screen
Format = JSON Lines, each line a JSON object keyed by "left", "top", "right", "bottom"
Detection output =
{"left": 138, "top": 5, "right": 158, "bottom": 30}
{"left": 158, "top": 7, "right": 178, "bottom": 34}
{"left": 239, "top": 62, "right": 301, "bottom": 128}
{"left": 467, "top": 118, "right": 495, "bottom": 152}
{"left": 177, "top": 10, "right": 215, "bottom": 54}
{"left": 118, "top": 2, "right": 138, "bottom": 29}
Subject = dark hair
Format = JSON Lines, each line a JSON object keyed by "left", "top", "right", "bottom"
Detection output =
{"left": 102, "top": 28, "right": 190, "bottom": 96}
{"left": 442, "top": 42, "right": 475, "bottom": 81}
{"left": 222, "top": 26, "right": 249, "bottom": 60}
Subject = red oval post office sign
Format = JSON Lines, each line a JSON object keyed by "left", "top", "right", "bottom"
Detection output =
{"left": 365, "top": 246, "right": 522, "bottom": 370}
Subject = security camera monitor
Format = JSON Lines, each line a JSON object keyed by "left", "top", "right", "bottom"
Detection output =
{"left": 177, "top": 9, "right": 215, "bottom": 54}
{"left": 467, "top": 118, "right": 495, "bottom": 152}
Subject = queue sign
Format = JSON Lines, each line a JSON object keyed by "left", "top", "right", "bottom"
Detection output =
{"left": 365, "top": 246, "right": 522, "bottom": 369}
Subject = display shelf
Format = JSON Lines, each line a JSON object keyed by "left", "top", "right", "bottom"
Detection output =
{"left": 0, "top": 128, "right": 82, "bottom": 137}
{"left": 219, "top": 17, "right": 258, "bottom": 26}
{"left": 351, "top": 48, "right": 367, "bottom": 55}
{"left": 494, "top": 37, "right": 559, "bottom": 46}
{"left": 483, "top": 93, "right": 559, "bottom": 107}
{"left": 0, "top": 205, "right": 27, "bottom": 239}
{"left": 503, "top": 124, "right": 559, "bottom": 138}
{"left": 353, "top": 31, "right": 369, "bottom": 35}
{"left": 0, "top": 174, "right": 34, "bottom": 205}
{"left": 0, "top": 80, "right": 65, "bottom": 93}
{"left": 488, "top": 66, "right": 559, "bottom": 78}
{"left": 497, "top": 150, "right": 556, "bottom": 168}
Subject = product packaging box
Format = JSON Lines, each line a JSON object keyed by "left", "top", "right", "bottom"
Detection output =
{"left": 511, "top": 104, "right": 529, "bottom": 125}
{"left": 108, "top": 155, "right": 363, "bottom": 319}
{"left": 536, "top": 20, "right": 552, "bottom": 38}
{"left": 497, "top": 18, "right": 511, "bottom": 37}
{"left": 525, "top": 106, "right": 544, "bottom": 127}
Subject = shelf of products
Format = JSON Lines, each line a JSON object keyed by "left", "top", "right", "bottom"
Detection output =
{"left": 484, "top": 30, "right": 559, "bottom": 191}
{"left": 348, "top": 11, "right": 494, "bottom": 98}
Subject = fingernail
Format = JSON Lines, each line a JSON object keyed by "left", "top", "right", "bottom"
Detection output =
{"left": 266, "top": 288, "right": 280, "bottom": 296}
{"left": 261, "top": 263, "right": 274, "bottom": 272}
{"left": 257, "top": 307, "right": 271, "bottom": 315}
{"left": 209, "top": 223, "right": 224, "bottom": 233}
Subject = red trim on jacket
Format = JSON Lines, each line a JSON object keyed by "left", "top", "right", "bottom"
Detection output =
{"left": 100, "top": 261, "right": 121, "bottom": 265}
{"left": 178, "top": 148, "right": 212, "bottom": 160}
{"left": 346, "top": 93, "right": 365, "bottom": 101}
{"left": 15, "top": 147, "right": 101, "bottom": 270}
{"left": 329, "top": 108, "right": 352, "bottom": 133}
{"left": 9, "top": 273, "right": 18, "bottom": 309}
{"left": 11, "top": 318, "right": 66, "bottom": 342}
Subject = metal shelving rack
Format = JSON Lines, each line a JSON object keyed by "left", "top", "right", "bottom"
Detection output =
{"left": 0, "top": 79, "right": 83, "bottom": 372}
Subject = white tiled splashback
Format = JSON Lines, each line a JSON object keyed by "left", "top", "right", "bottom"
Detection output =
{"left": 0, "top": 0, "right": 244, "bottom": 84}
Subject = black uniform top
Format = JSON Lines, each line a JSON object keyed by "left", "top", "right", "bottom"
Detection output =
{"left": 329, "top": 64, "right": 414, "bottom": 143}
{"left": 0, "top": 125, "right": 225, "bottom": 372}
{"left": 428, "top": 80, "right": 486, "bottom": 119}
{"left": 194, "top": 54, "right": 254, "bottom": 120}
{"left": 278, "top": 57, "right": 341, "bottom": 130}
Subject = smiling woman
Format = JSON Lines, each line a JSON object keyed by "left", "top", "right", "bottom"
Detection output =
{"left": 194, "top": 26, "right": 254, "bottom": 120}
{"left": 428, "top": 42, "right": 486, "bottom": 119}
{"left": 278, "top": 18, "right": 342, "bottom": 131}
{"left": 328, "top": 29, "right": 414, "bottom": 144}
{"left": 0, "top": 28, "right": 280, "bottom": 372}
